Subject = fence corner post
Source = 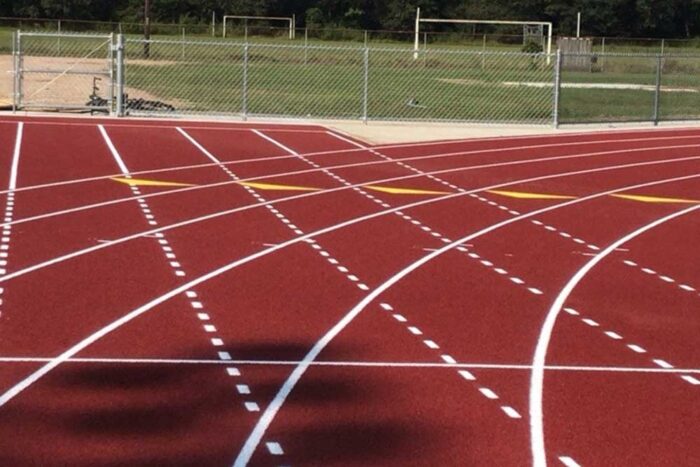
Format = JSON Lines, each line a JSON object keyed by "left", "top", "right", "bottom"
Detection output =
{"left": 552, "top": 49, "right": 562, "bottom": 128}
{"left": 114, "top": 34, "right": 125, "bottom": 117}
{"left": 362, "top": 47, "right": 369, "bottom": 124}
{"left": 653, "top": 54, "right": 662, "bottom": 126}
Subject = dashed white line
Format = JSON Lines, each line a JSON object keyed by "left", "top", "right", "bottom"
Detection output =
{"left": 423, "top": 340, "right": 439, "bottom": 349}
{"left": 627, "top": 344, "right": 647, "bottom": 354}
{"left": 266, "top": 442, "right": 284, "bottom": 456}
{"left": 604, "top": 331, "right": 622, "bottom": 340}
{"left": 559, "top": 456, "right": 581, "bottom": 467}
{"left": 681, "top": 375, "right": 700, "bottom": 385}
{"left": 478, "top": 387, "right": 499, "bottom": 400}
{"left": 501, "top": 406, "right": 522, "bottom": 419}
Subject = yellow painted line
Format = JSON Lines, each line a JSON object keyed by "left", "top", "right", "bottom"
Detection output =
{"left": 238, "top": 181, "right": 320, "bottom": 192}
{"left": 111, "top": 177, "right": 195, "bottom": 187}
{"left": 364, "top": 185, "right": 450, "bottom": 195}
{"left": 487, "top": 190, "right": 577, "bottom": 200}
{"left": 611, "top": 194, "right": 700, "bottom": 204}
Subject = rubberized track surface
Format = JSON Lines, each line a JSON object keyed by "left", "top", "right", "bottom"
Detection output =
{"left": 0, "top": 116, "right": 699, "bottom": 466}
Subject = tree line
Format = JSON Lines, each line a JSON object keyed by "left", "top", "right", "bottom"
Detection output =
{"left": 2, "top": 0, "right": 700, "bottom": 38}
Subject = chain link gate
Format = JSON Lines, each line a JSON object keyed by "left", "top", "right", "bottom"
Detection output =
{"left": 13, "top": 31, "right": 116, "bottom": 113}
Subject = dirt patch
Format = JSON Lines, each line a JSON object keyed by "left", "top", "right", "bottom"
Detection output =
{"left": 437, "top": 78, "right": 485, "bottom": 86}
{"left": 0, "top": 54, "right": 181, "bottom": 109}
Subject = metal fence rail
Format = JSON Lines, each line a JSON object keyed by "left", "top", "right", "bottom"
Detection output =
{"left": 9, "top": 31, "right": 700, "bottom": 126}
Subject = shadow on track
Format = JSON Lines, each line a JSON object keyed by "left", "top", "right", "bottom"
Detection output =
{"left": 0, "top": 341, "right": 437, "bottom": 465}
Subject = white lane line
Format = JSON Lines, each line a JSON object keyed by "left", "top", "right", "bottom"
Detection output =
{"left": 530, "top": 203, "right": 700, "bottom": 467}
{"left": 98, "top": 125, "right": 130, "bottom": 175}
{"left": 9, "top": 122, "right": 23, "bottom": 191}
{"left": 1, "top": 355, "right": 700, "bottom": 373}
{"left": 559, "top": 456, "right": 581, "bottom": 467}
{"left": 3, "top": 356, "right": 700, "bottom": 375}
{"left": 252, "top": 130, "right": 300, "bottom": 156}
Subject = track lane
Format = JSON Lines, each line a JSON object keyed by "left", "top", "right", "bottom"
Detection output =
{"left": 239, "top": 129, "right": 700, "bottom": 464}
{"left": 4, "top": 119, "right": 700, "bottom": 466}
{"left": 2, "top": 122, "right": 699, "bottom": 201}
{"left": 530, "top": 202, "right": 700, "bottom": 466}
{"left": 116, "top": 164, "right": 696, "bottom": 466}
{"left": 1, "top": 156, "right": 697, "bottom": 376}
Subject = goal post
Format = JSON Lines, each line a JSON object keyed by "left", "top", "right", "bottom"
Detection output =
{"left": 223, "top": 15, "right": 296, "bottom": 40}
{"left": 414, "top": 8, "right": 553, "bottom": 62}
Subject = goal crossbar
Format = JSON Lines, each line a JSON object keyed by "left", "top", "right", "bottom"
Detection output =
{"left": 223, "top": 15, "right": 296, "bottom": 39}
{"left": 414, "top": 8, "right": 552, "bottom": 61}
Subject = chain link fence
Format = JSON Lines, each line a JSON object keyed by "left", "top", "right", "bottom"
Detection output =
{"left": 7, "top": 31, "right": 700, "bottom": 126}
{"left": 12, "top": 32, "right": 113, "bottom": 112}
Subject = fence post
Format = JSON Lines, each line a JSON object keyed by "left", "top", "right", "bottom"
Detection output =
{"left": 362, "top": 47, "right": 369, "bottom": 124}
{"left": 181, "top": 27, "right": 186, "bottom": 59}
{"left": 552, "top": 49, "right": 562, "bottom": 128}
{"left": 12, "top": 30, "right": 18, "bottom": 112}
{"left": 242, "top": 43, "right": 249, "bottom": 120}
{"left": 114, "top": 34, "right": 125, "bottom": 117}
{"left": 13, "top": 31, "right": 23, "bottom": 112}
{"left": 57, "top": 19, "right": 61, "bottom": 54}
{"left": 652, "top": 54, "right": 662, "bottom": 126}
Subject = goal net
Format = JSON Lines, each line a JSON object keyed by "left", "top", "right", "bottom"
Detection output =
{"left": 223, "top": 15, "right": 296, "bottom": 40}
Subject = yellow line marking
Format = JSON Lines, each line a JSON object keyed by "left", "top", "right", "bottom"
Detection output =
{"left": 611, "top": 194, "right": 700, "bottom": 204}
{"left": 364, "top": 185, "right": 450, "bottom": 195}
{"left": 111, "top": 177, "right": 195, "bottom": 187}
{"left": 238, "top": 181, "right": 320, "bottom": 192}
{"left": 487, "top": 190, "right": 576, "bottom": 200}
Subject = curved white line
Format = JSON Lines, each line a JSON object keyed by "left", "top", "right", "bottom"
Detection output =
{"left": 2, "top": 126, "right": 698, "bottom": 197}
{"left": 232, "top": 172, "right": 700, "bottom": 466}
{"left": 528, "top": 203, "right": 700, "bottom": 467}
{"left": 5, "top": 145, "right": 697, "bottom": 285}
{"left": 2, "top": 164, "right": 698, "bottom": 409}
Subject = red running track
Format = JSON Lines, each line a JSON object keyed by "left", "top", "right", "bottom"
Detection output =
{"left": 0, "top": 115, "right": 699, "bottom": 466}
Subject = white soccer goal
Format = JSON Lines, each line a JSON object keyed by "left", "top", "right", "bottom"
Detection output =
{"left": 223, "top": 15, "right": 296, "bottom": 40}
{"left": 413, "top": 8, "right": 552, "bottom": 62}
